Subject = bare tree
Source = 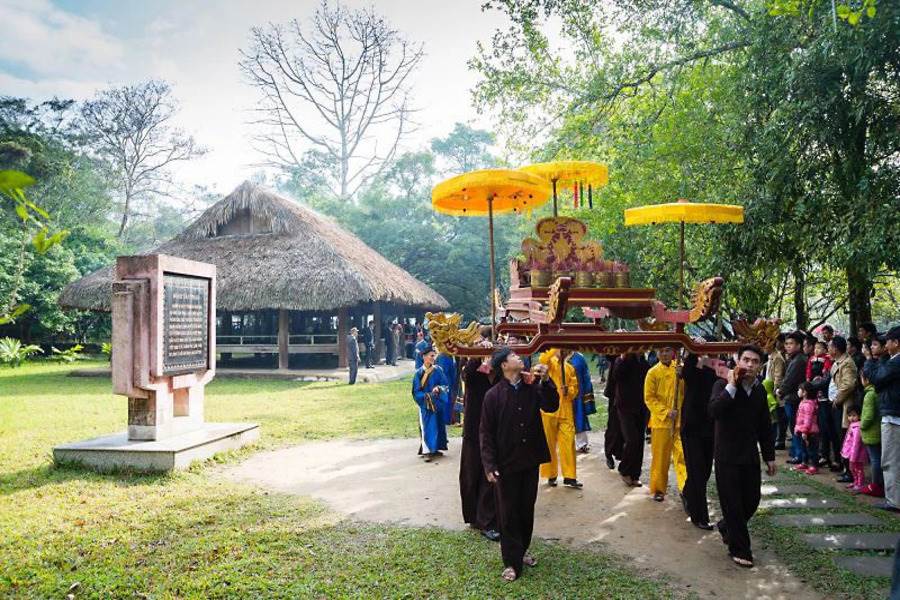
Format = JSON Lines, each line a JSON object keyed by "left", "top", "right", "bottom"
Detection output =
{"left": 81, "top": 80, "right": 204, "bottom": 237}
{"left": 240, "top": 1, "right": 423, "bottom": 202}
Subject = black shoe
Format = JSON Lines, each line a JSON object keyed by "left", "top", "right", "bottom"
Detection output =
{"left": 774, "top": 443, "right": 785, "bottom": 450}
{"left": 817, "top": 458, "right": 830, "bottom": 467}
{"left": 563, "top": 478, "right": 583, "bottom": 489}
{"left": 876, "top": 502, "right": 900, "bottom": 513}
{"left": 836, "top": 473, "right": 854, "bottom": 483}
{"left": 606, "top": 455, "right": 615, "bottom": 470}
{"left": 547, "top": 478, "right": 558, "bottom": 487}
{"left": 652, "top": 492, "right": 665, "bottom": 502}
{"left": 693, "top": 521, "right": 714, "bottom": 531}
{"left": 482, "top": 529, "right": 501, "bottom": 542}
{"left": 681, "top": 494, "right": 689, "bottom": 515}
{"left": 785, "top": 458, "right": 801, "bottom": 465}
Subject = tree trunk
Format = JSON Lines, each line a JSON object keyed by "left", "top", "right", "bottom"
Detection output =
{"left": 117, "top": 191, "right": 131, "bottom": 238}
{"left": 846, "top": 264, "right": 872, "bottom": 335}
{"left": 792, "top": 266, "right": 808, "bottom": 331}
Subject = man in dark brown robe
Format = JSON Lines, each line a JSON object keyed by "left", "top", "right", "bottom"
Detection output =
{"left": 614, "top": 353, "right": 650, "bottom": 487}
{"left": 459, "top": 329, "right": 500, "bottom": 541}
{"left": 480, "top": 347, "right": 558, "bottom": 582}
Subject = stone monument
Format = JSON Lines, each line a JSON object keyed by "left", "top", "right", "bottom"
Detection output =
{"left": 54, "top": 255, "right": 259, "bottom": 471}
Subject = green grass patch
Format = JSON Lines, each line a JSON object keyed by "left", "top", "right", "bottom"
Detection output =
{"left": 0, "top": 362, "right": 672, "bottom": 598}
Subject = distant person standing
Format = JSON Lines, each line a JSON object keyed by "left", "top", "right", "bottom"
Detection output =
{"left": 414, "top": 331, "right": 428, "bottom": 369}
{"left": 392, "top": 324, "right": 402, "bottom": 365}
{"left": 384, "top": 321, "right": 396, "bottom": 366}
{"left": 865, "top": 326, "right": 900, "bottom": 512}
{"left": 347, "top": 327, "right": 360, "bottom": 385}
{"left": 363, "top": 320, "right": 376, "bottom": 368}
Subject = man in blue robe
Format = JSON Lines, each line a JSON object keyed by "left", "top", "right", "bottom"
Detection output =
{"left": 436, "top": 351, "right": 460, "bottom": 425}
{"left": 414, "top": 331, "right": 429, "bottom": 369}
{"left": 569, "top": 351, "right": 597, "bottom": 453}
{"left": 412, "top": 344, "right": 449, "bottom": 461}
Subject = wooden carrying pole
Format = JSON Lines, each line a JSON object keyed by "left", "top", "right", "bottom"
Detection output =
{"left": 488, "top": 195, "right": 497, "bottom": 340}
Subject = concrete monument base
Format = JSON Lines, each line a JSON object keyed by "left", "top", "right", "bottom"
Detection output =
{"left": 53, "top": 422, "right": 260, "bottom": 472}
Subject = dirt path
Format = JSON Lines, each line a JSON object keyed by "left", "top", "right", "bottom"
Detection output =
{"left": 222, "top": 431, "right": 821, "bottom": 599}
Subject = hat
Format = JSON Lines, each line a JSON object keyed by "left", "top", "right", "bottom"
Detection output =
{"left": 421, "top": 344, "right": 435, "bottom": 355}
{"left": 490, "top": 347, "right": 513, "bottom": 371}
{"left": 886, "top": 326, "right": 900, "bottom": 342}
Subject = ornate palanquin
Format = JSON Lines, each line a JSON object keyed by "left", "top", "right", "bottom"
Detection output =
{"left": 428, "top": 216, "right": 779, "bottom": 358}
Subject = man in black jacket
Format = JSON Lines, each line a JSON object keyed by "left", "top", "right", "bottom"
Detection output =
{"left": 865, "top": 326, "right": 900, "bottom": 512}
{"left": 709, "top": 344, "right": 777, "bottom": 568}
{"left": 363, "top": 320, "right": 376, "bottom": 368}
{"left": 778, "top": 331, "right": 807, "bottom": 463}
{"left": 680, "top": 351, "right": 722, "bottom": 530}
{"left": 480, "top": 347, "right": 557, "bottom": 582}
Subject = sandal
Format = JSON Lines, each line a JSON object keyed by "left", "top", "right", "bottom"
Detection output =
{"left": 523, "top": 554, "right": 537, "bottom": 567}
{"left": 547, "top": 478, "right": 558, "bottom": 487}
{"left": 732, "top": 556, "right": 753, "bottom": 568}
{"left": 502, "top": 567, "right": 517, "bottom": 581}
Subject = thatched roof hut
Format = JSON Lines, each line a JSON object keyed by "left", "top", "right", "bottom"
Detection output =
{"left": 60, "top": 181, "right": 447, "bottom": 313}
{"left": 60, "top": 181, "right": 448, "bottom": 368}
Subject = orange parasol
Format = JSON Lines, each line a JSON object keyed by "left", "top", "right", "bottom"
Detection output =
{"left": 432, "top": 169, "right": 551, "bottom": 336}
{"left": 624, "top": 199, "right": 744, "bottom": 307}
{"left": 520, "top": 160, "right": 609, "bottom": 216}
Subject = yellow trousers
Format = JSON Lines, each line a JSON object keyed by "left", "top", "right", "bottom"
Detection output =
{"left": 649, "top": 426, "right": 687, "bottom": 496}
{"left": 540, "top": 411, "right": 576, "bottom": 480}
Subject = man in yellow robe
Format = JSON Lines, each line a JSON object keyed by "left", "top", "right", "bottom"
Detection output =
{"left": 539, "top": 349, "right": 583, "bottom": 488}
{"left": 644, "top": 346, "right": 687, "bottom": 502}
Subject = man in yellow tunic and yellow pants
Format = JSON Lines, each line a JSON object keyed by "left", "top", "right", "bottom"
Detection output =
{"left": 539, "top": 349, "right": 583, "bottom": 488}
{"left": 644, "top": 346, "right": 687, "bottom": 502}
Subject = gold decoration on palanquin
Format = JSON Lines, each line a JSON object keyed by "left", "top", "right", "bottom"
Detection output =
{"left": 546, "top": 277, "right": 565, "bottom": 323}
{"left": 732, "top": 318, "right": 782, "bottom": 353}
{"left": 637, "top": 318, "right": 672, "bottom": 332}
{"left": 534, "top": 217, "right": 590, "bottom": 268}
{"left": 688, "top": 277, "right": 725, "bottom": 322}
{"left": 425, "top": 312, "right": 480, "bottom": 355}
{"left": 494, "top": 288, "right": 505, "bottom": 313}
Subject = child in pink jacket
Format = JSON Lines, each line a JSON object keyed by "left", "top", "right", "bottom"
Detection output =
{"left": 841, "top": 406, "right": 867, "bottom": 492}
{"left": 794, "top": 382, "right": 820, "bottom": 474}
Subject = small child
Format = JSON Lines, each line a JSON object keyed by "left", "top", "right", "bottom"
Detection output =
{"left": 841, "top": 406, "right": 868, "bottom": 492}
{"left": 805, "top": 341, "right": 833, "bottom": 399}
{"left": 793, "top": 382, "right": 820, "bottom": 474}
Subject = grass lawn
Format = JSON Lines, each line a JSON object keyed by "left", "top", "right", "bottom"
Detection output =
{"left": 1, "top": 361, "right": 674, "bottom": 599}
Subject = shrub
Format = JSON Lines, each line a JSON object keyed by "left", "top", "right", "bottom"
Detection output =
{"left": 0, "top": 337, "right": 43, "bottom": 367}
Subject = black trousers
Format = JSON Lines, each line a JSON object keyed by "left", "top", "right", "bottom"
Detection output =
{"left": 460, "top": 439, "right": 497, "bottom": 531}
{"left": 494, "top": 466, "right": 539, "bottom": 576}
{"left": 364, "top": 345, "right": 375, "bottom": 368}
{"left": 604, "top": 395, "right": 623, "bottom": 460}
{"left": 715, "top": 461, "right": 761, "bottom": 561}
{"left": 681, "top": 433, "right": 714, "bottom": 524}
{"left": 348, "top": 360, "right": 358, "bottom": 384}
{"left": 617, "top": 409, "right": 646, "bottom": 480}
{"left": 817, "top": 400, "right": 840, "bottom": 464}
{"left": 775, "top": 405, "right": 787, "bottom": 446}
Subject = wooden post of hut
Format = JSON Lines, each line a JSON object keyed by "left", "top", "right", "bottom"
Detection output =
{"left": 337, "top": 307, "right": 349, "bottom": 369}
{"left": 278, "top": 309, "right": 289, "bottom": 370}
{"left": 373, "top": 303, "right": 383, "bottom": 365}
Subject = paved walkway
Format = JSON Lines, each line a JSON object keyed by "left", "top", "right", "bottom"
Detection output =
{"left": 763, "top": 447, "right": 900, "bottom": 580}
{"left": 68, "top": 358, "right": 417, "bottom": 383}
{"left": 222, "top": 431, "right": 820, "bottom": 600}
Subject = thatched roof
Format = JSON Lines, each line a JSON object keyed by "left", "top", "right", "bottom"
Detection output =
{"left": 59, "top": 181, "right": 449, "bottom": 313}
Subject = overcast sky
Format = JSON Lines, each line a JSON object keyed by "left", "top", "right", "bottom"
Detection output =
{"left": 0, "top": 0, "right": 509, "bottom": 193}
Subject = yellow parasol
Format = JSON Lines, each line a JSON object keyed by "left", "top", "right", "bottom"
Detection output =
{"left": 624, "top": 199, "right": 744, "bottom": 307}
{"left": 520, "top": 160, "right": 609, "bottom": 216}
{"left": 432, "top": 169, "right": 551, "bottom": 336}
